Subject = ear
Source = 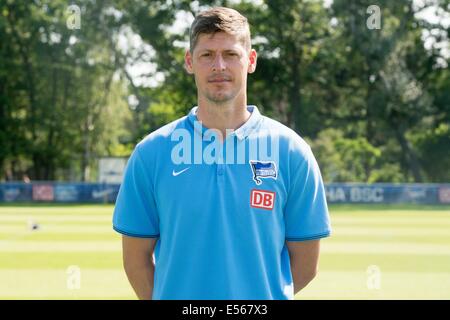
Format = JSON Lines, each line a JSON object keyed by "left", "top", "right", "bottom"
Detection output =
{"left": 247, "top": 49, "right": 257, "bottom": 74}
{"left": 184, "top": 49, "right": 194, "bottom": 74}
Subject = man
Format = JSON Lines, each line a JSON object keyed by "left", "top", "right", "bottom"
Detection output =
{"left": 113, "top": 7, "right": 331, "bottom": 300}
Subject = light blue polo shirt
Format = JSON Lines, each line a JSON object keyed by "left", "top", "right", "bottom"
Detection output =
{"left": 113, "top": 105, "right": 331, "bottom": 300}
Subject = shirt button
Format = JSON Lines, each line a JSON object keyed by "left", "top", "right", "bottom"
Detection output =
{"left": 217, "top": 168, "right": 224, "bottom": 175}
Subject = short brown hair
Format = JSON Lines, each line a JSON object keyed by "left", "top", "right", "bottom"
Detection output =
{"left": 189, "top": 7, "right": 251, "bottom": 53}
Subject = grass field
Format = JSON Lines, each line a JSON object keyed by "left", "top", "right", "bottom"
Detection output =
{"left": 0, "top": 203, "right": 449, "bottom": 299}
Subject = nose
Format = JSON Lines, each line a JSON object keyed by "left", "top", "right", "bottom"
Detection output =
{"left": 212, "top": 54, "right": 226, "bottom": 72}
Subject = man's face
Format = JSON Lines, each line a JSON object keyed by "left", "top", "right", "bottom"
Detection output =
{"left": 185, "top": 31, "right": 257, "bottom": 104}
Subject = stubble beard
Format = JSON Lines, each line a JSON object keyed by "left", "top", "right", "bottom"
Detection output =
{"left": 203, "top": 83, "right": 239, "bottom": 105}
{"left": 206, "top": 91, "right": 234, "bottom": 104}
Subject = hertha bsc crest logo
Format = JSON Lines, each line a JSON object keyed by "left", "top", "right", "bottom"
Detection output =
{"left": 249, "top": 160, "right": 277, "bottom": 185}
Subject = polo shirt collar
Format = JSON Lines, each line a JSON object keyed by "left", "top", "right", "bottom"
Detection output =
{"left": 187, "top": 105, "right": 262, "bottom": 140}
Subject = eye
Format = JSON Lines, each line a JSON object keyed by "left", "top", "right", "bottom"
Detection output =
{"left": 201, "top": 53, "right": 211, "bottom": 57}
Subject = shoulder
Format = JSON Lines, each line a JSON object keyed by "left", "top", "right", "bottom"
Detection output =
{"left": 260, "top": 116, "right": 313, "bottom": 159}
{"left": 259, "top": 117, "right": 323, "bottom": 186}
{"left": 135, "top": 116, "right": 188, "bottom": 156}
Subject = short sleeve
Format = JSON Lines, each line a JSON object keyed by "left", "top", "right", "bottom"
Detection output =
{"left": 284, "top": 146, "right": 331, "bottom": 241}
{"left": 112, "top": 146, "right": 160, "bottom": 238}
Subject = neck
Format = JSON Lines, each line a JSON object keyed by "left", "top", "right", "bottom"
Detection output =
{"left": 196, "top": 96, "right": 251, "bottom": 139}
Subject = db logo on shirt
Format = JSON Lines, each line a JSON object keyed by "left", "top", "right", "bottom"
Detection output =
{"left": 250, "top": 189, "right": 276, "bottom": 210}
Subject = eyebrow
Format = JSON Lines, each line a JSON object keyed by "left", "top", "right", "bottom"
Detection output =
{"left": 198, "top": 49, "right": 239, "bottom": 54}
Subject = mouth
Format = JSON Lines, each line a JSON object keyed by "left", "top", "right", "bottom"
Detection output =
{"left": 208, "top": 77, "right": 232, "bottom": 83}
